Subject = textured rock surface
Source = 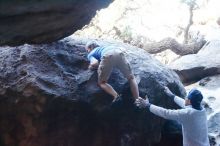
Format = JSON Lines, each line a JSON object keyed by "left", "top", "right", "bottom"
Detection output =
{"left": 0, "top": 37, "right": 186, "bottom": 146}
{"left": 0, "top": 0, "right": 111, "bottom": 46}
{"left": 169, "top": 40, "right": 220, "bottom": 84}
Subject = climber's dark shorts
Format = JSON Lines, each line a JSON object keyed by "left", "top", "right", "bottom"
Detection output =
{"left": 98, "top": 48, "right": 133, "bottom": 83}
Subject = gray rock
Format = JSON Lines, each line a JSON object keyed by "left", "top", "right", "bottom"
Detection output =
{"left": 208, "top": 113, "right": 220, "bottom": 146}
{"left": 169, "top": 40, "right": 220, "bottom": 84}
{"left": 0, "top": 37, "right": 185, "bottom": 146}
{"left": 199, "top": 75, "right": 220, "bottom": 89}
{"left": 0, "top": 0, "right": 111, "bottom": 46}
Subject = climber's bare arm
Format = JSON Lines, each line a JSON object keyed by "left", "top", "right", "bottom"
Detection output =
{"left": 88, "top": 58, "right": 99, "bottom": 70}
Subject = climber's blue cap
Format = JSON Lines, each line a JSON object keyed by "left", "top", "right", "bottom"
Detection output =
{"left": 187, "top": 89, "right": 203, "bottom": 110}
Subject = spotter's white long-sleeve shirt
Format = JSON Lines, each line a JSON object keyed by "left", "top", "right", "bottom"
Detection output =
{"left": 149, "top": 96, "right": 210, "bottom": 146}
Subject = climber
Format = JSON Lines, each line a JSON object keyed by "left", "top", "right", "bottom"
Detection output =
{"left": 135, "top": 87, "right": 210, "bottom": 146}
{"left": 85, "top": 41, "right": 140, "bottom": 103}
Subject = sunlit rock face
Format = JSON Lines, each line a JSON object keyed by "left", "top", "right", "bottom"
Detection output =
{"left": 0, "top": 0, "right": 111, "bottom": 46}
{"left": 0, "top": 36, "right": 185, "bottom": 146}
{"left": 75, "top": 0, "right": 220, "bottom": 47}
{"left": 185, "top": 75, "right": 220, "bottom": 146}
{"left": 169, "top": 40, "right": 220, "bottom": 84}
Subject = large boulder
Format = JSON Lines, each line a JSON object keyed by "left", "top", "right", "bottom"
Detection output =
{"left": 169, "top": 40, "right": 220, "bottom": 84}
{"left": 0, "top": 0, "right": 111, "bottom": 46}
{"left": 0, "top": 37, "right": 186, "bottom": 146}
